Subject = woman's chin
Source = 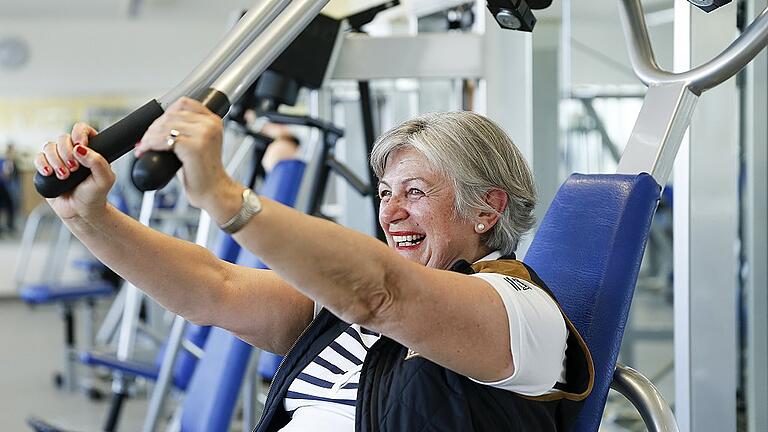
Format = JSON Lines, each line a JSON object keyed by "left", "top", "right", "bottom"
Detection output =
{"left": 395, "top": 247, "right": 427, "bottom": 265}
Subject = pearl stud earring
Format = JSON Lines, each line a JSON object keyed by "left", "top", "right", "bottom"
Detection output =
{"left": 476, "top": 223, "right": 486, "bottom": 232}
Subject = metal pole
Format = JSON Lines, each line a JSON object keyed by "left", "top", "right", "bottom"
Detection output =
{"left": 618, "top": 0, "right": 768, "bottom": 94}
{"left": 158, "top": 0, "right": 292, "bottom": 106}
{"left": 611, "top": 364, "right": 679, "bottom": 432}
{"left": 357, "top": 80, "right": 386, "bottom": 242}
{"left": 744, "top": 2, "right": 768, "bottom": 431}
{"left": 672, "top": 3, "right": 740, "bottom": 431}
{"left": 208, "top": 0, "right": 331, "bottom": 103}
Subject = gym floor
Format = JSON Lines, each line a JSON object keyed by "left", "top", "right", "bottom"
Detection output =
{"left": 0, "top": 299, "right": 147, "bottom": 431}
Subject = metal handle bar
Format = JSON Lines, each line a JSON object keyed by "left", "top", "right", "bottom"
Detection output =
{"left": 131, "top": 0, "right": 331, "bottom": 191}
{"left": 208, "top": 0, "right": 331, "bottom": 105}
{"left": 611, "top": 363, "right": 679, "bottom": 432}
{"left": 619, "top": 0, "right": 768, "bottom": 94}
{"left": 158, "top": 0, "right": 292, "bottom": 107}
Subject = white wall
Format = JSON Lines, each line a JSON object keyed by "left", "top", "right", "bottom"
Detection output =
{"left": 0, "top": 18, "right": 236, "bottom": 98}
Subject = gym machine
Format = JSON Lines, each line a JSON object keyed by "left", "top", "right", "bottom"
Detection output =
{"left": 31, "top": 0, "right": 767, "bottom": 431}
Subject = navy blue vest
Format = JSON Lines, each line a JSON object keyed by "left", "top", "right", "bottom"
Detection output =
{"left": 253, "top": 258, "right": 593, "bottom": 432}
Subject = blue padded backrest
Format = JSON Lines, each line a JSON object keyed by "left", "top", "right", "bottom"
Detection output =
{"left": 524, "top": 173, "right": 660, "bottom": 432}
{"left": 213, "top": 233, "right": 243, "bottom": 264}
{"left": 181, "top": 159, "right": 306, "bottom": 432}
{"left": 181, "top": 327, "right": 254, "bottom": 432}
{"left": 170, "top": 324, "right": 211, "bottom": 391}
{"left": 155, "top": 232, "right": 243, "bottom": 390}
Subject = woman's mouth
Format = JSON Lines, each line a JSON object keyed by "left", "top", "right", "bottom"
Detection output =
{"left": 392, "top": 234, "right": 426, "bottom": 249}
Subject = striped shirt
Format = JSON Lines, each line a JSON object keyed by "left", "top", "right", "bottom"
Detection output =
{"left": 280, "top": 323, "right": 380, "bottom": 430}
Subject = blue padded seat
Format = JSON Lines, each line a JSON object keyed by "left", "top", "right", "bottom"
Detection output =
{"left": 180, "top": 159, "right": 306, "bottom": 431}
{"left": 79, "top": 351, "right": 160, "bottom": 381}
{"left": 181, "top": 328, "right": 254, "bottom": 432}
{"left": 20, "top": 281, "right": 115, "bottom": 304}
{"left": 524, "top": 173, "right": 660, "bottom": 432}
{"left": 71, "top": 258, "right": 107, "bottom": 274}
{"left": 79, "top": 324, "right": 211, "bottom": 391}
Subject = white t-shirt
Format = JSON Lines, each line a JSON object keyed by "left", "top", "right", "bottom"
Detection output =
{"left": 278, "top": 252, "right": 568, "bottom": 432}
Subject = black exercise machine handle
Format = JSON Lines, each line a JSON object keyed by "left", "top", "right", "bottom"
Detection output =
{"left": 131, "top": 88, "right": 231, "bottom": 192}
{"left": 34, "top": 99, "right": 166, "bottom": 199}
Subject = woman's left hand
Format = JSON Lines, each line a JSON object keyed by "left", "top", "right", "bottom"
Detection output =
{"left": 135, "top": 97, "right": 231, "bottom": 209}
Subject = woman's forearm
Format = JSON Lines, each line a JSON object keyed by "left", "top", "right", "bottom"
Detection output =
{"left": 204, "top": 180, "right": 398, "bottom": 325}
{"left": 63, "top": 205, "right": 229, "bottom": 325}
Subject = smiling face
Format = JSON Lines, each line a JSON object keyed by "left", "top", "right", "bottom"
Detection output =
{"left": 378, "top": 147, "right": 490, "bottom": 269}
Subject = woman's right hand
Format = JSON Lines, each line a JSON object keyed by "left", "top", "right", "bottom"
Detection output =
{"left": 34, "top": 123, "right": 117, "bottom": 222}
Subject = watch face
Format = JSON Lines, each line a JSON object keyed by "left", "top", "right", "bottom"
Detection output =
{"left": 245, "top": 191, "right": 262, "bottom": 211}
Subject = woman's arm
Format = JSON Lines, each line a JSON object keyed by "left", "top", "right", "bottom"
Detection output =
{"left": 64, "top": 204, "right": 313, "bottom": 354}
{"left": 131, "top": 98, "right": 540, "bottom": 382}
{"left": 36, "top": 124, "right": 313, "bottom": 355}
{"left": 200, "top": 186, "right": 518, "bottom": 382}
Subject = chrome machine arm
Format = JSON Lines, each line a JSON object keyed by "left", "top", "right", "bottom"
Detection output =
{"left": 611, "top": 364, "right": 679, "bottom": 432}
{"left": 615, "top": 0, "right": 768, "bottom": 185}
{"left": 34, "top": 0, "right": 331, "bottom": 198}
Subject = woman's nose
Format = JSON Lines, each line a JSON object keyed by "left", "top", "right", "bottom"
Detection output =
{"left": 379, "top": 197, "right": 409, "bottom": 225}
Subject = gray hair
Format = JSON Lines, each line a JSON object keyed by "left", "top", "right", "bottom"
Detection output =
{"left": 370, "top": 111, "right": 537, "bottom": 255}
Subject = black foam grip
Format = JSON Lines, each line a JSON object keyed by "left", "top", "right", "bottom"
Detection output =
{"left": 34, "top": 99, "right": 165, "bottom": 198}
{"left": 131, "top": 88, "right": 231, "bottom": 192}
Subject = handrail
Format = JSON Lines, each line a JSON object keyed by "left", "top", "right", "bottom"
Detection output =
{"left": 619, "top": 0, "right": 768, "bottom": 94}
{"left": 610, "top": 363, "right": 679, "bottom": 432}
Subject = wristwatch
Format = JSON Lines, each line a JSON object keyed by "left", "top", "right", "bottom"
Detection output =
{"left": 220, "top": 188, "right": 262, "bottom": 234}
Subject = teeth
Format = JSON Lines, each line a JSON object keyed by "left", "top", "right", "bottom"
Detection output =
{"left": 393, "top": 234, "right": 425, "bottom": 246}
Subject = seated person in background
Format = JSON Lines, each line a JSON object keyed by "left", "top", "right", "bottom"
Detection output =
{"left": 36, "top": 100, "right": 593, "bottom": 431}
{"left": 259, "top": 122, "right": 301, "bottom": 174}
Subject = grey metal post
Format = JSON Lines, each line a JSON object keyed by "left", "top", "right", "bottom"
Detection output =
{"left": 672, "top": 3, "right": 739, "bottom": 432}
{"left": 142, "top": 314, "right": 187, "bottom": 432}
{"left": 531, "top": 27, "right": 561, "bottom": 233}
{"left": 481, "top": 9, "right": 534, "bottom": 256}
{"left": 14, "top": 203, "right": 52, "bottom": 288}
{"left": 744, "top": 2, "right": 768, "bottom": 431}
{"left": 96, "top": 287, "right": 126, "bottom": 346}
{"left": 111, "top": 191, "right": 158, "bottom": 403}
{"left": 241, "top": 352, "right": 259, "bottom": 432}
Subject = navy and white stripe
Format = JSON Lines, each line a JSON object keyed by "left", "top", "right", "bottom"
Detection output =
{"left": 284, "top": 324, "right": 380, "bottom": 416}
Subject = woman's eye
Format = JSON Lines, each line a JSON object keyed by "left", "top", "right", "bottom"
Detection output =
{"left": 378, "top": 190, "right": 391, "bottom": 199}
{"left": 408, "top": 188, "right": 425, "bottom": 197}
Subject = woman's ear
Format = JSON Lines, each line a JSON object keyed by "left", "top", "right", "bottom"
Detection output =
{"left": 475, "top": 189, "right": 508, "bottom": 233}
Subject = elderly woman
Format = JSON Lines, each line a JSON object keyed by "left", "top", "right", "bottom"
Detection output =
{"left": 36, "top": 99, "right": 592, "bottom": 431}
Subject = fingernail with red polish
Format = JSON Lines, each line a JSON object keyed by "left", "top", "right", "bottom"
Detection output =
{"left": 42, "top": 166, "right": 51, "bottom": 175}
{"left": 75, "top": 145, "right": 87, "bottom": 156}
{"left": 67, "top": 160, "right": 77, "bottom": 169}
{"left": 57, "top": 168, "right": 68, "bottom": 177}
